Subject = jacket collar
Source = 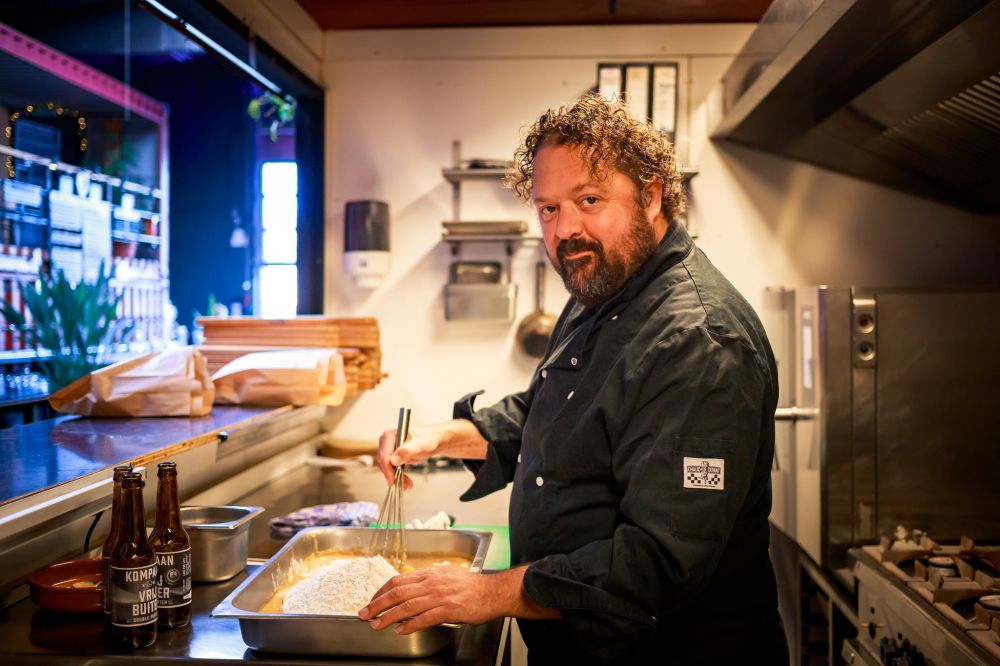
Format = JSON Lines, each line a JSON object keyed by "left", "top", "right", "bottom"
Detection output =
{"left": 593, "top": 219, "right": 694, "bottom": 319}
{"left": 540, "top": 221, "right": 694, "bottom": 372}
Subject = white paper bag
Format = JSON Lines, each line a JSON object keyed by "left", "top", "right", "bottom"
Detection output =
{"left": 49, "top": 347, "right": 215, "bottom": 417}
{"left": 212, "top": 349, "right": 347, "bottom": 406}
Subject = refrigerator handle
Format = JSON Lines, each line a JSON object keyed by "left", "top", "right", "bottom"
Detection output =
{"left": 774, "top": 406, "right": 819, "bottom": 421}
{"left": 773, "top": 407, "right": 818, "bottom": 470}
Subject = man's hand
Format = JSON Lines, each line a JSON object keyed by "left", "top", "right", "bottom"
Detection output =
{"left": 376, "top": 419, "right": 489, "bottom": 489}
{"left": 376, "top": 424, "right": 443, "bottom": 490}
{"left": 358, "top": 566, "right": 559, "bottom": 634}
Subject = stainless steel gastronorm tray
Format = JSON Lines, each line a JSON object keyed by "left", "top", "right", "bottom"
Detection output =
{"left": 211, "top": 526, "right": 492, "bottom": 657}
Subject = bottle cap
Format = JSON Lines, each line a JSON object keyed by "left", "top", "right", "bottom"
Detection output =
{"left": 121, "top": 472, "right": 143, "bottom": 488}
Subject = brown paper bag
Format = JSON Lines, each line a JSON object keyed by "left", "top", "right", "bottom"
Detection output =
{"left": 49, "top": 347, "right": 215, "bottom": 417}
{"left": 212, "top": 349, "right": 347, "bottom": 407}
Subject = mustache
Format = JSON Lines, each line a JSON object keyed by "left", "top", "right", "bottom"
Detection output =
{"left": 556, "top": 238, "right": 604, "bottom": 266}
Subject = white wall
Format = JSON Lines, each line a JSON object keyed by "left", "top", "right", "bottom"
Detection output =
{"left": 319, "top": 24, "right": 1000, "bottom": 440}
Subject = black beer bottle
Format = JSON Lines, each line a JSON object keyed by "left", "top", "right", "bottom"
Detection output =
{"left": 102, "top": 463, "right": 133, "bottom": 616}
{"left": 149, "top": 462, "right": 192, "bottom": 629}
{"left": 106, "top": 472, "right": 158, "bottom": 649}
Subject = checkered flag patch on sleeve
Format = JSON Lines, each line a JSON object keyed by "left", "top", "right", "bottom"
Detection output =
{"left": 682, "top": 457, "right": 725, "bottom": 491}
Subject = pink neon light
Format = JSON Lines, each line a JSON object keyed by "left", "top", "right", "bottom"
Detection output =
{"left": 0, "top": 21, "right": 166, "bottom": 125}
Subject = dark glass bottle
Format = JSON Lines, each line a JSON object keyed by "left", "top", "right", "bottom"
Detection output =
{"left": 149, "top": 462, "right": 192, "bottom": 629}
{"left": 105, "top": 472, "right": 157, "bottom": 649}
{"left": 102, "top": 463, "right": 133, "bottom": 616}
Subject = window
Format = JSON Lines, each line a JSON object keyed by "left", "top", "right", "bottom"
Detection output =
{"left": 258, "top": 161, "right": 297, "bottom": 318}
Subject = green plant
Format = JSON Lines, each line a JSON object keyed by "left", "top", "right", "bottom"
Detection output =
{"left": 191, "top": 293, "right": 217, "bottom": 322}
{"left": 247, "top": 92, "right": 296, "bottom": 142}
{"left": 0, "top": 264, "right": 135, "bottom": 390}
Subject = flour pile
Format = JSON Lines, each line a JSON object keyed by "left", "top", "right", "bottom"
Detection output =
{"left": 281, "top": 555, "right": 399, "bottom": 616}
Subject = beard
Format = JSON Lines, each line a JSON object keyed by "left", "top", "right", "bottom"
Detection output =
{"left": 549, "top": 205, "right": 659, "bottom": 309}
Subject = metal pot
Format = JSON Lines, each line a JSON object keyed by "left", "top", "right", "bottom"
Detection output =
{"left": 516, "top": 262, "right": 556, "bottom": 358}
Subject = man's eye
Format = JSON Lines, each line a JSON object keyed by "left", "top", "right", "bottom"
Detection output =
{"left": 539, "top": 205, "right": 556, "bottom": 216}
{"left": 582, "top": 196, "right": 598, "bottom": 205}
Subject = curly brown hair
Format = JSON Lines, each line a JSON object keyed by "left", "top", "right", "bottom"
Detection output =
{"left": 506, "top": 93, "right": 686, "bottom": 221}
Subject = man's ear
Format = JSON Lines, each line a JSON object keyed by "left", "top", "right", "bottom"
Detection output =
{"left": 643, "top": 177, "right": 663, "bottom": 222}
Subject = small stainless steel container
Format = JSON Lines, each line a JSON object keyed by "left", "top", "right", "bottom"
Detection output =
{"left": 212, "top": 526, "right": 492, "bottom": 657}
{"left": 181, "top": 505, "right": 264, "bottom": 583}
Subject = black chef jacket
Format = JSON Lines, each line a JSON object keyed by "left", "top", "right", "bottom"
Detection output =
{"left": 455, "top": 221, "right": 787, "bottom": 665}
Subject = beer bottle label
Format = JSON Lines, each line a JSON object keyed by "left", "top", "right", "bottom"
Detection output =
{"left": 155, "top": 548, "right": 192, "bottom": 608}
{"left": 109, "top": 563, "right": 158, "bottom": 626}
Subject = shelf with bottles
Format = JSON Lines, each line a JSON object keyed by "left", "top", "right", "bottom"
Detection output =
{"left": 0, "top": 144, "right": 166, "bottom": 271}
{"left": 112, "top": 206, "right": 161, "bottom": 244}
{"left": 110, "top": 231, "right": 161, "bottom": 246}
{"left": 0, "top": 341, "right": 164, "bottom": 368}
{"left": 0, "top": 144, "right": 162, "bottom": 201}
{"left": 0, "top": 253, "right": 166, "bottom": 366}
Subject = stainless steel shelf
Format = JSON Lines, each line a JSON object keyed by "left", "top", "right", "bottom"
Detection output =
{"left": 442, "top": 233, "right": 542, "bottom": 243}
{"left": 444, "top": 165, "right": 697, "bottom": 182}
{"left": 444, "top": 166, "right": 697, "bottom": 183}
{"left": 441, "top": 167, "right": 508, "bottom": 184}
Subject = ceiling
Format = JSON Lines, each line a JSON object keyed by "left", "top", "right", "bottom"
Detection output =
{"left": 295, "top": 0, "right": 773, "bottom": 30}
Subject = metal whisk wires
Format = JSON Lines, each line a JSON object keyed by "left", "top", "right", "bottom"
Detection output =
{"left": 371, "top": 407, "right": 410, "bottom": 569}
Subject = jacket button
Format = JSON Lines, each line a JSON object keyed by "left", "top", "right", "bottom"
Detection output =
{"left": 517, "top": 454, "right": 522, "bottom": 463}
{"left": 567, "top": 390, "right": 574, "bottom": 399}
{"left": 611, "top": 314, "right": 619, "bottom": 320}
{"left": 535, "top": 476, "right": 544, "bottom": 487}
{"left": 541, "top": 369, "right": 548, "bottom": 379}
{"left": 570, "top": 357, "right": 578, "bottom": 366}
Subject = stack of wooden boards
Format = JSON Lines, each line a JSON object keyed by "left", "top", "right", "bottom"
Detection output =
{"left": 197, "top": 317, "right": 383, "bottom": 397}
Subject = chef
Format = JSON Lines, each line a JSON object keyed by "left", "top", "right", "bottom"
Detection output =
{"left": 361, "top": 94, "right": 788, "bottom": 665}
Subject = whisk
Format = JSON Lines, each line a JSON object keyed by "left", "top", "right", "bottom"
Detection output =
{"left": 370, "top": 407, "right": 410, "bottom": 569}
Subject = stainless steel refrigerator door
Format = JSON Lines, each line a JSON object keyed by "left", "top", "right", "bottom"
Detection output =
{"left": 871, "top": 289, "right": 1000, "bottom": 542}
{"left": 778, "top": 287, "right": 999, "bottom": 568}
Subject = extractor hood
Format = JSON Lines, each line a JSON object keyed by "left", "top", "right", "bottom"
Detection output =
{"left": 712, "top": 0, "right": 1000, "bottom": 212}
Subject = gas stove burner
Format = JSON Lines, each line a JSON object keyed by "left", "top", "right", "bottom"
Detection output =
{"left": 855, "top": 542, "right": 1000, "bottom": 663}
{"left": 928, "top": 556, "right": 959, "bottom": 577}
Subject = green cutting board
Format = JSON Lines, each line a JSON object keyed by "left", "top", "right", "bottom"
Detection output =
{"left": 455, "top": 524, "right": 510, "bottom": 571}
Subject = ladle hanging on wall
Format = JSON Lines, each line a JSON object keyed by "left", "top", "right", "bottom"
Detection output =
{"left": 516, "top": 262, "right": 556, "bottom": 358}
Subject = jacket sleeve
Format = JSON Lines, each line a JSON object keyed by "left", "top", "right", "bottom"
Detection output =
{"left": 453, "top": 386, "right": 534, "bottom": 501}
{"left": 521, "top": 326, "right": 772, "bottom": 663}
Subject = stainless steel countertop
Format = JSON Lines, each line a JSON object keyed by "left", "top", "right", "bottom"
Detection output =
{"left": 0, "top": 562, "right": 506, "bottom": 665}
{"left": 0, "top": 460, "right": 511, "bottom": 664}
